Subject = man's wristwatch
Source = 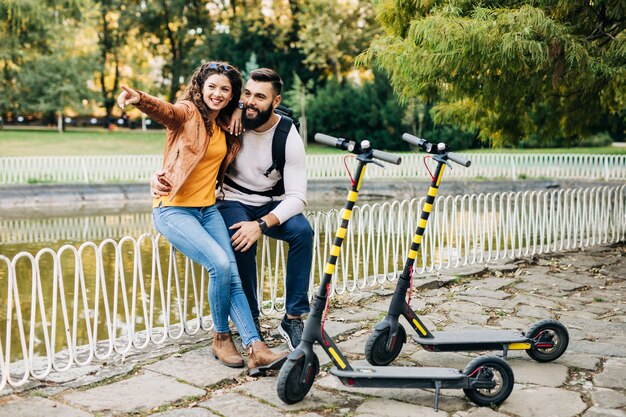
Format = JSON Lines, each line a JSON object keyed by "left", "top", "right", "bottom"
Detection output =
{"left": 256, "top": 218, "right": 269, "bottom": 233}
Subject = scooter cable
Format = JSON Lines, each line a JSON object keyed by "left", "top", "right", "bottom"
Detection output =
{"left": 343, "top": 154, "right": 356, "bottom": 186}
{"left": 423, "top": 155, "right": 435, "bottom": 182}
{"left": 321, "top": 282, "right": 332, "bottom": 346}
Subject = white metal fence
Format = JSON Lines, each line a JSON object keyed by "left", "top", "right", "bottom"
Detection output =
{"left": 0, "top": 185, "right": 624, "bottom": 389}
{"left": 1, "top": 153, "right": 625, "bottom": 184}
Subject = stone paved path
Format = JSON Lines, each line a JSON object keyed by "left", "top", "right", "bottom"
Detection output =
{"left": 0, "top": 243, "right": 624, "bottom": 417}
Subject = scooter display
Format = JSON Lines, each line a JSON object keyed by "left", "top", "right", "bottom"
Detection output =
{"left": 364, "top": 133, "right": 569, "bottom": 368}
{"left": 276, "top": 133, "right": 515, "bottom": 411}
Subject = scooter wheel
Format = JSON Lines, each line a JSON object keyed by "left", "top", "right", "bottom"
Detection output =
{"left": 463, "top": 355, "right": 514, "bottom": 407}
{"left": 276, "top": 354, "right": 319, "bottom": 404}
{"left": 364, "top": 325, "right": 406, "bottom": 366}
{"left": 525, "top": 319, "right": 569, "bottom": 362}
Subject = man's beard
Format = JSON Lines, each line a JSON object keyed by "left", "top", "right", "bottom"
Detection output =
{"left": 242, "top": 105, "right": 273, "bottom": 130}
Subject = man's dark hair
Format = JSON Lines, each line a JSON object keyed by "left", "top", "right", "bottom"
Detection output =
{"left": 249, "top": 68, "right": 283, "bottom": 97}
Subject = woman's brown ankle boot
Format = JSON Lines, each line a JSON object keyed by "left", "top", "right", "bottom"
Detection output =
{"left": 212, "top": 332, "right": 244, "bottom": 368}
{"left": 247, "top": 341, "right": 288, "bottom": 377}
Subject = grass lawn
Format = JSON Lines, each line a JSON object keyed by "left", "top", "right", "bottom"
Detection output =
{"left": 1, "top": 127, "right": 624, "bottom": 156}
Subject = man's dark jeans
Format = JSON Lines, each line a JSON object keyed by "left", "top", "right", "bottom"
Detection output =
{"left": 216, "top": 199, "right": 313, "bottom": 319}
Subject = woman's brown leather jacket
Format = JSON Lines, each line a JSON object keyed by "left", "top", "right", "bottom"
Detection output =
{"left": 134, "top": 91, "right": 240, "bottom": 200}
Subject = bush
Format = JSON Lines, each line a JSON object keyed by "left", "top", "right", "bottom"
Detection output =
{"left": 579, "top": 132, "right": 614, "bottom": 147}
{"left": 305, "top": 73, "right": 411, "bottom": 151}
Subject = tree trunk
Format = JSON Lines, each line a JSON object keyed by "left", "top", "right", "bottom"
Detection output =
{"left": 57, "top": 112, "right": 63, "bottom": 134}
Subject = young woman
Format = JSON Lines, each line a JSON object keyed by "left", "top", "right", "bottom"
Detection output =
{"left": 117, "top": 61, "right": 286, "bottom": 375}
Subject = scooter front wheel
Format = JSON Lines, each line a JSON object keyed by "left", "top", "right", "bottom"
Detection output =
{"left": 364, "top": 324, "right": 406, "bottom": 366}
{"left": 277, "top": 354, "right": 320, "bottom": 404}
{"left": 463, "top": 356, "right": 514, "bottom": 407}
{"left": 525, "top": 319, "right": 569, "bottom": 362}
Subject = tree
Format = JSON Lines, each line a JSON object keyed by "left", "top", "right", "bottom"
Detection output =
{"left": 94, "top": 0, "right": 132, "bottom": 122}
{"left": 0, "top": 0, "right": 89, "bottom": 128}
{"left": 296, "top": 0, "right": 379, "bottom": 80}
{"left": 361, "top": 1, "right": 626, "bottom": 147}
{"left": 128, "top": 0, "right": 214, "bottom": 102}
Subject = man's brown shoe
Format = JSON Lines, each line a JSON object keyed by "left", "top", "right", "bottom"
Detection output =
{"left": 247, "top": 341, "right": 288, "bottom": 377}
{"left": 212, "top": 332, "right": 245, "bottom": 368}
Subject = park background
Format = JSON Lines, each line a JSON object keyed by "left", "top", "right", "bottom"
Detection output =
{"left": 0, "top": 0, "right": 624, "bottom": 156}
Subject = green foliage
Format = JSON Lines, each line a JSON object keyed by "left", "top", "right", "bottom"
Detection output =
{"left": 0, "top": 0, "right": 89, "bottom": 117}
{"left": 363, "top": 0, "right": 626, "bottom": 147}
{"left": 306, "top": 72, "right": 412, "bottom": 151}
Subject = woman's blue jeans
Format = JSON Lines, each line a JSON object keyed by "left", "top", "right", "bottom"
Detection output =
{"left": 153, "top": 204, "right": 260, "bottom": 347}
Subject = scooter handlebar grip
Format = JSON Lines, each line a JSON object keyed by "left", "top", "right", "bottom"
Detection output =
{"left": 314, "top": 133, "right": 354, "bottom": 151}
{"left": 448, "top": 152, "right": 471, "bottom": 167}
{"left": 402, "top": 133, "right": 429, "bottom": 148}
{"left": 372, "top": 149, "right": 402, "bottom": 165}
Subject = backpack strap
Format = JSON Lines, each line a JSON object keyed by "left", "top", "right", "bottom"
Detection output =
{"left": 265, "top": 116, "right": 292, "bottom": 196}
{"left": 223, "top": 116, "right": 293, "bottom": 198}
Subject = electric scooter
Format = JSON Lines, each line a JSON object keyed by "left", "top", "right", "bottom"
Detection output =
{"left": 276, "top": 133, "right": 515, "bottom": 411}
{"left": 364, "top": 133, "right": 569, "bottom": 368}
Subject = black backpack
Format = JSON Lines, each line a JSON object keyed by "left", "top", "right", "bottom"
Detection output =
{"left": 274, "top": 104, "right": 300, "bottom": 132}
{"left": 224, "top": 111, "right": 296, "bottom": 197}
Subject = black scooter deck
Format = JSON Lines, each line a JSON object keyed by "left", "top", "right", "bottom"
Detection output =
{"left": 331, "top": 365, "right": 467, "bottom": 389}
{"left": 413, "top": 329, "right": 527, "bottom": 352}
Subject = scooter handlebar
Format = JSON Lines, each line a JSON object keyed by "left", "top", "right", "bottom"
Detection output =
{"left": 315, "top": 133, "right": 402, "bottom": 165}
{"left": 402, "top": 133, "right": 430, "bottom": 150}
{"left": 447, "top": 152, "right": 471, "bottom": 167}
{"left": 403, "top": 133, "right": 471, "bottom": 167}
{"left": 372, "top": 149, "right": 402, "bottom": 165}
{"left": 314, "top": 133, "right": 354, "bottom": 151}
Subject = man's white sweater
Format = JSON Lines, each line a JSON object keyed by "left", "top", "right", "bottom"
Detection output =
{"left": 220, "top": 116, "right": 307, "bottom": 224}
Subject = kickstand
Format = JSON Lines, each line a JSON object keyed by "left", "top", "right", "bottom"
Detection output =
{"left": 433, "top": 380, "right": 442, "bottom": 412}
{"left": 501, "top": 344, "right": 509, "bottom": 360}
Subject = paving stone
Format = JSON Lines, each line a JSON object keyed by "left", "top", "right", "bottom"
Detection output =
{"left": 452, "top": 408, "right": 509, "bottom": 417}
{"left": 0, "top": 397, "right": 93, "bottom": 417}
{"left": 499, "top": 386, "right": 587, "bottom": 417}
{"left": 463, "top": 277, "right": 516, "bottom": 291}
{"left": 505, "top": 294, "right": 561, "bottom": 310}
{"left": 198, "top": 393, "right": 283, "bottom": 417}
{"left": 507, "top": 359, "right": 569, "bottom": 387}
{"left": 571, "top": 340, "right": 626, "bottom": 358}
{"left": 336, "top": 333, "right": 370, "bottom": 356}
{"left": 62, "top": 370, "right": 205, "bottom": 414}
{"left": 591, "top": 388, "right": 626, "bottom": 408}
{"left": 456, "top": 289, "right": 511, "bottom": 300}
{"left": 353, "top": 398, "right": 440, "bottom": 417}
{"left": 145, "top": 346, "right": 243, "bottom": 387}
{"left": 150, "top": 408, "right": 218, "bottom": 417}
{"left": 583, "top": 407, "right": 626, "bottom": 417}
{"left": 561, "top": 353, "right": 601, "bottom": 371}
{"left": 410, "top": 350, "right": 475, "bottom": 370}
{"left": 64, "top": 363, "right": 135, "bottom": 389}
{"left": 414, "top": 275, "right": 460, "bottom": 290}
{"left": 594, "top": 358, "right": 626, "bottom": 389}
{"left": 515, "top": 305, "right": 555, "bottom": 320}
{"left": 329, "top": 307, "right": 382, "bottom": 325}
{"left": 235, "top": 376, "right": 360, "bottom": 412}
{"left": 43, "top": 365, "right": 102, "bottom": 384}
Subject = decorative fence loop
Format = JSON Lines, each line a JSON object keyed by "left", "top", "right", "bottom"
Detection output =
{"left": 0, "top": 185, "right": 624, "bottom": 390}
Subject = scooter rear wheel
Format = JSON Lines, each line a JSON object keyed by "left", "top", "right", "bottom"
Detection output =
{"left": 463, "top": 355, "right": 514, "bottom": 407}
{"left": 364, "top": 324, "right": 406, "bottom": 366}
{"left": 525, "top": 319, "right": 569, "bottom": 362}
{"left": 277, "top": 354, "right": 320, "bottom": 404}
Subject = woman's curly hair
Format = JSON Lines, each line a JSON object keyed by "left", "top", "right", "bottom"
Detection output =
{"left": 179, "top": 61, "right": 242, "bottom": 147}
